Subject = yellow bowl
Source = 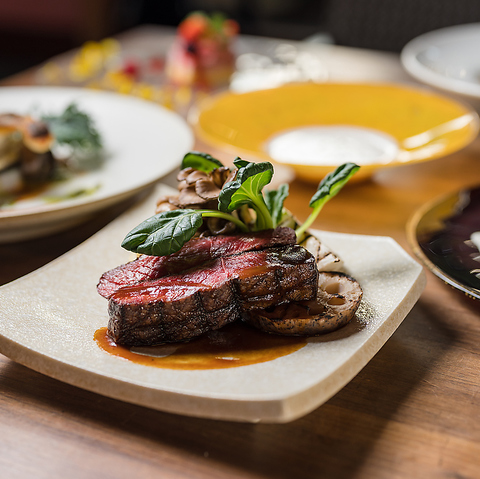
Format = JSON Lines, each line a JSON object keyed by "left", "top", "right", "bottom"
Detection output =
{"left": 190, "top": 82, "right": 479, "bottom": 183}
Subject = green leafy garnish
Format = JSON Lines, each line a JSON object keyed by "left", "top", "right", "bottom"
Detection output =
{"left": 295, "top": 162, "right": 360, "bottom": 241}
{"left": 122, "top": 209, "right": 205, "bottom": 256}
{"left": 218, "top": 161, "right": 274, "bottom": 230}
{"left": 121, "top": 152, "right": 359, "bottom": 256}
{"left": 181, "top": 151, "right": 224, "bottom": 173}
{"left": 122, "top": 208, "right": 249, "bottom": 256}
{"left": 232, "top": 157, "right": 250, "bottom": 169}
{"left": 42, "top": 103, "right": 102, "bottom": 151}
{"left": 265, "top": 183, "right": 289, "bottom": 227}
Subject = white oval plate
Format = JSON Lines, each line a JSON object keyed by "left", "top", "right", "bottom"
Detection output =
{"left": 0, "top": 86, "right": 193, "bottom": 243}
{"left": 401, "top": 23, "right": 480, "bottom": 100}
{"left": 0, "top": 185, "right": 425, "bottom": 423}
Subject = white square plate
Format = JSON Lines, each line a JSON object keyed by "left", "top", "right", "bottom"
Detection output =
{"left": 0, "top": 185, "right": 425, "bottom": 423}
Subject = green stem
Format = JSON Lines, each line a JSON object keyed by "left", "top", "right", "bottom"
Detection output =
{"left": 295, "top": 205, "right": 322, "bottom": 241}
{"left": 251, "top": 196, "right": 274, "bottom": 230}
{"left": 199, "top": 210, "right": 249, "bottom": 232}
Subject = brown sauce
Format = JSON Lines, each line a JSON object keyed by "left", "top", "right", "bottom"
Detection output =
{"left": 94, "top": 323, "right": 307, "bottom": 370}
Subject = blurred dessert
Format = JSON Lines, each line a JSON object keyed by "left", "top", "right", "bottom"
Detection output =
{"left": 166, "top": 12, "right": 239, "bottom": 89}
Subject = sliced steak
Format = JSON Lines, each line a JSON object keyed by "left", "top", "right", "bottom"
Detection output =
{"left": 108, "top": 244, "right": 318, "bottom": 346}
{"left": 97, "top": 227, "right": 296, "bottom": 299}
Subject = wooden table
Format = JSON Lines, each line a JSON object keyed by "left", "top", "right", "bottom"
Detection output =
{"left": 1, "top": 25, "right": 480, "bottom": 479}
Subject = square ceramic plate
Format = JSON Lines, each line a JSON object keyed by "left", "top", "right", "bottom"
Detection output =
{"left": 0, "top": 185, "right": 425, "bottom": 423}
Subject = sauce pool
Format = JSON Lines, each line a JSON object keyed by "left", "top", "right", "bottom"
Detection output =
{"left": 94, "top": 323, "right": 307, "bottom": 370}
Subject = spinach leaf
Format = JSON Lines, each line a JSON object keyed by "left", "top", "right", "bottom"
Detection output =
{"left": 309, "top": 162, "right": 360, "bottom": 208}
{"left": 181, "top": 151, "right": 224, "bottom": 173}
{"left": 295, "top": 162, "right": 359, "bottom": 240}
{"left": 121, "top": 209, "right": 204, "bottom": 256}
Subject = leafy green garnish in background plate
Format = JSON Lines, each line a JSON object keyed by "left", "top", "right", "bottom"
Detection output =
{"left": 42, "top": 103, "right": 102, "bottom": 152}
{"left": 121, "top": 153, "right": 359, "bottom": 256}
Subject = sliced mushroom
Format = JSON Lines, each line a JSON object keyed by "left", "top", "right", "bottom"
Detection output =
{"left": 173, "top": 165, "right": 238, "bottom": 212}
{"left": 185, "top": 169, "right": 208, "bottom": 185}
{"left": 177, "top": 167, "right": 195, "bottom": 182}
{"left": 301, "top": 234, "right": 344, "bottom": 272}
{"left": 155, "top": 195, "right": 180, "bottom": 214}
{"left": 211, "top": 166, "right": 235, "bottom": 187}
{"left": 195, "top": 178, "right": 222, "bottom": 200}
{"left": 176, "top": 186, "right": 210, "bottom": 207}
{"left": 244, "top": 271, "right": 363, "bottom": 336}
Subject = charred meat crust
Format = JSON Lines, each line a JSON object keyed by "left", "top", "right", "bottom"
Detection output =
{"left": 107, "top": 245, "right": 318, "bottom": 346}
{"left": 108, "top": 282, "right": 238, "bottom": 345}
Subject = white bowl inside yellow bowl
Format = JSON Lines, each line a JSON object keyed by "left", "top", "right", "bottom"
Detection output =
{"left": 190, "top": 82, "right": 479, "bottom": 183}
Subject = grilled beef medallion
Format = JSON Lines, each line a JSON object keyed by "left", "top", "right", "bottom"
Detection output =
{"left": 107, "top": 244, "right": 318, "bottom": 346}
{"left": 97, "top": 227, "right": 297, "bottom": 299}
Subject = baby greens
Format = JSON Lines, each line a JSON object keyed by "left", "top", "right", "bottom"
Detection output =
{"left": 218, "top": 159, "right": 274, "bottom": 230}
{"left": 42, "top": 103, "right": 102, "bottom": 152}
{"left": 295, "top": 162, "right": 359, "bottom": 241}
{"left": 121, "top": 152, "right": 359, "bottom": 256}
{"left": 265, "top": 183, "right": 289, "bottom": 228}
{"left": 181, "top": 151, "right": 223, "bottom": 172}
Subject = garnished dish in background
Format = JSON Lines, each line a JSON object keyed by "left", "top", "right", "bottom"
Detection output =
{"left": 0, "top": 103, "right": 103, "bottom": 206}
{"left": 96, "top": 151, "right": 363, "bottom": 361}
{"left": 0, "top": 86, "right": 193, "bottom": 243}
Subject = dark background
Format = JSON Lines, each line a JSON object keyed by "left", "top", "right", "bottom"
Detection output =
{"left": 1, "top": 0, "right": 479, "bottom": 80}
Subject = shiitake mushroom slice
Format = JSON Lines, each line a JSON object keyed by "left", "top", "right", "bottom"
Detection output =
{"left": 244, "top": 271, "right": 363, "bottom": 336}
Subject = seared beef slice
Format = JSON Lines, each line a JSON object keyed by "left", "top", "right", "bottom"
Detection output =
{"left": 108, "top": 245, "right": 318, "bottom": 346}
{"left": 97, "top": 227, "right": 297, "bottom": 299}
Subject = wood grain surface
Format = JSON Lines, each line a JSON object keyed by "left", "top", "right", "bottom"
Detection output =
{"left": 1, "top": 25, "right": 480, "bottom": 479}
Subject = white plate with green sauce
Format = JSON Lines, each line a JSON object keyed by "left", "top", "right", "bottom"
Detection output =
{"left": 0, "top": 86, "right": 193, "bottom": 243}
